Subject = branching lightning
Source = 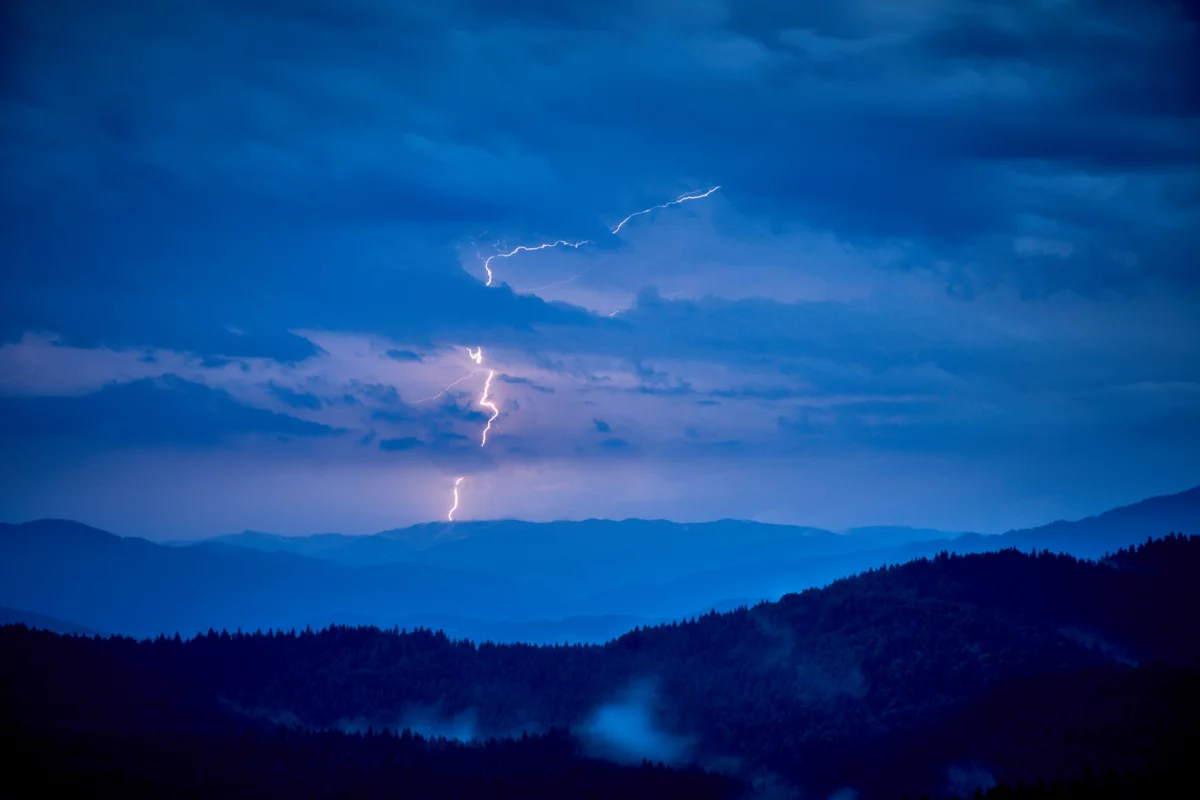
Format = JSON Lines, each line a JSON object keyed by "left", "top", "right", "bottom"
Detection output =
{"left": 439, "top": 347, "right": 499, "bottom": 517}
{"left": 412, "top": 369, "right": 480, "bottom": 404}
{"left": 611, "top": 186, "right": 721, "bottom": 234}
{"left": 480, "top": 186, "right": 720, "bottom": 288}
{"left": 478, "top": 369, "right": 499, "bottom": 446}
{"left": 447, "top": 476, "right": 464, "bottom": 521}
{"left": 461, "top": 347, "right": 499, "bottom": 445}
{"left": 413, "top": 346, "right": 485, "bottom": 404}
{"left": 483, "top": 240, "right": 592, "bottom": 287}
{"left": 434, "top": 186, "right": 719, "bottom": 520}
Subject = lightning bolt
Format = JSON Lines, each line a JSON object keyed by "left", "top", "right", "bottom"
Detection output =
{"left": 439, "top": 346, "right": 495, "bottom": 518}
{"left": 412, "top": 346, "right": 484, "bottom": 404}
{"left": 479, "top": 369, "right": 499, "bottom": 446}
{"left": 479, "top": 187, "right": 719, "bottom": 289}
{"left": 421, "top": 346, "right": 498, "bottom": 446}
{"left": 447, "top": 476, "right": 464, "bottom": 521}
{"left": 483, "top": 240, "right": 592, "bottom": 287}
{"left": 430, "top": 186, "right": 719, "bottom": 521}
{"left": 611, "top": 186, "right": 721, "bottom": 235}
{"left": 412, "top": 370, "right": 480, "bottom": 404}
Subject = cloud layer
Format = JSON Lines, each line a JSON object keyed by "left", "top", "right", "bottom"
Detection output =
{"left": 1, "top": 0, "right": 1198, "bottom": 535}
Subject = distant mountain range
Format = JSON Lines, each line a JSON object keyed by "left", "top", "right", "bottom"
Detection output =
{"left": 0, "top": 604, "right": 100, "bottom": 636}
{"left": 2, "top": 486, "right": 1197, "bottom": 642}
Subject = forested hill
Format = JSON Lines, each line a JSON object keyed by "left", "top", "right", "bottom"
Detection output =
{"left": 3, "top": 535, "right": 1198, "bottom": 799}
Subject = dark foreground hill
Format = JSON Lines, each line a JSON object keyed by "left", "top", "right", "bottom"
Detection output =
{"left": 3, "top": 535, "right": 1198, "bottom": 799}
{"left": 0, "top": 723, "right": 740, "bottom": 800}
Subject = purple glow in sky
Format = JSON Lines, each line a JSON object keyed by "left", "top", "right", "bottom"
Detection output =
{"left": 1, "top": 0, "right": 1198, "bottom": 539}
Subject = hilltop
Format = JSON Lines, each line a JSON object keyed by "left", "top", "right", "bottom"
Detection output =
{"left": 4, "top": 534, "right": 1198, "bottom": 799}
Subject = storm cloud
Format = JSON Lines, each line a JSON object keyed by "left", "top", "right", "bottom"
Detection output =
{"left": 1, "top": 0, "right": 1197, "bottom": 535}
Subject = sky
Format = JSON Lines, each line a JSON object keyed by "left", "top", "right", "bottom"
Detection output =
{"left": 1, "top": 0, "right": 1198, "bottom": 539}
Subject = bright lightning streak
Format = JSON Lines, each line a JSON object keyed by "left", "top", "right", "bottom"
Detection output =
{"left": 432, "top": 186, "right": 719, "bottom": 521}
{"left": 479, "top": 369, "right": 499, "bottom": 446}
{"left": 477, "top": 187, "right": 718, "bottom": 289}
{"left": 441, "top": 355, "right": 496, "bottom": 523}
{"left": 479, "top": 187, "right": 719, "bottom": 288}
{"left": 412, "top": 346, "right": 485, "bottom": 404}
{"left": 412, "top": 370, "right": 480, "bottom": 404}
{"left": 483, "top": 240, "right": 591, "bottom": 286}
{"left": 611, "top": 186, "right": 721, "bottom": 234}
{"left": 447, "top": 476, "right": 464, "bottom": 521}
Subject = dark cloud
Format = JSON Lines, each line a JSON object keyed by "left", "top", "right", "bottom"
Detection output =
{"left": 371, "top": 401, "right": 486, "bottom": 427}
{"left": 593, "top": 418, "right": 612, "bottom": 433}
{"left": 499, "top": 374, "right": 555, "bottom": 393}
{"left": 2, "top": 0, "right": 1195, "bottom": 362}
{"left": 709, "top": 385, "right": 801, "bottom": 401}
{"left": 530, "top": 289, "right": 1200, "bottom": 396}
{"left": 0, "top": 375, "right": 340, "bottom": 447}
{"left": 350, "top": 383, "right": 402, "bottom": 406}
{"left": 0, "top": 0, "right": 1197, "bottom": 529}
{"left": 379, "top": 436, "right": 424, "bottom": 452}
{"left": 266, "top": 382, "right": 322, "bottom": 410}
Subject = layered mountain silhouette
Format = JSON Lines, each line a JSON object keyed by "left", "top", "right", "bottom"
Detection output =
{"left": 0, "top": 604, "right": 99, "bottom": 636}
{"left": 4, "top": 535, "right": 1198, "bottom": 799}
{"left": 2, "top": 486, "right": 1197, "bottom": 642}
{"left": 0, "top": 519, "right": 567, "bottom": 638}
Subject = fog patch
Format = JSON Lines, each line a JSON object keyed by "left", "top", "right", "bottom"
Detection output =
{"left": 747, "top": 611, "right": 869, "bottom": 702}
{"left": 218, "top": 698, "right": 305, "bottom": 728}
{"left": 748, "top": 608, "right": 796, "bottom": 665}
{"left": 946, "top": 763, "right": 996, "bottom": 797}
{"left": 580, "top": 680, "right": 691, "bottom": 765}
{"left": 1059, "top": 626, "right": 1139, "bottom": 666}
{"left": 742, "top": 773, "right": 805, "bottom": 799}
{"left": 794, "top": 660, "right": 869, "bottom": 702}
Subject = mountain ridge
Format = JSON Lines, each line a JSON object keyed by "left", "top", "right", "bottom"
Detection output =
{"left": 5, "top": 535, "right": 1198, "bottom": 799}
{"left": 2, "top": 485, "right": 1196, "bottom": 642}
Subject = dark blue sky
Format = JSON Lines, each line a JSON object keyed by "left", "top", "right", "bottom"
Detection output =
{"left": 2, "top": 0, "right": 1198, "bottom": 537}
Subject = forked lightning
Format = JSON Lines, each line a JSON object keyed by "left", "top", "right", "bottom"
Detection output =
{"left": 444, "top": 186, "right": 721, "bottom": 520}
